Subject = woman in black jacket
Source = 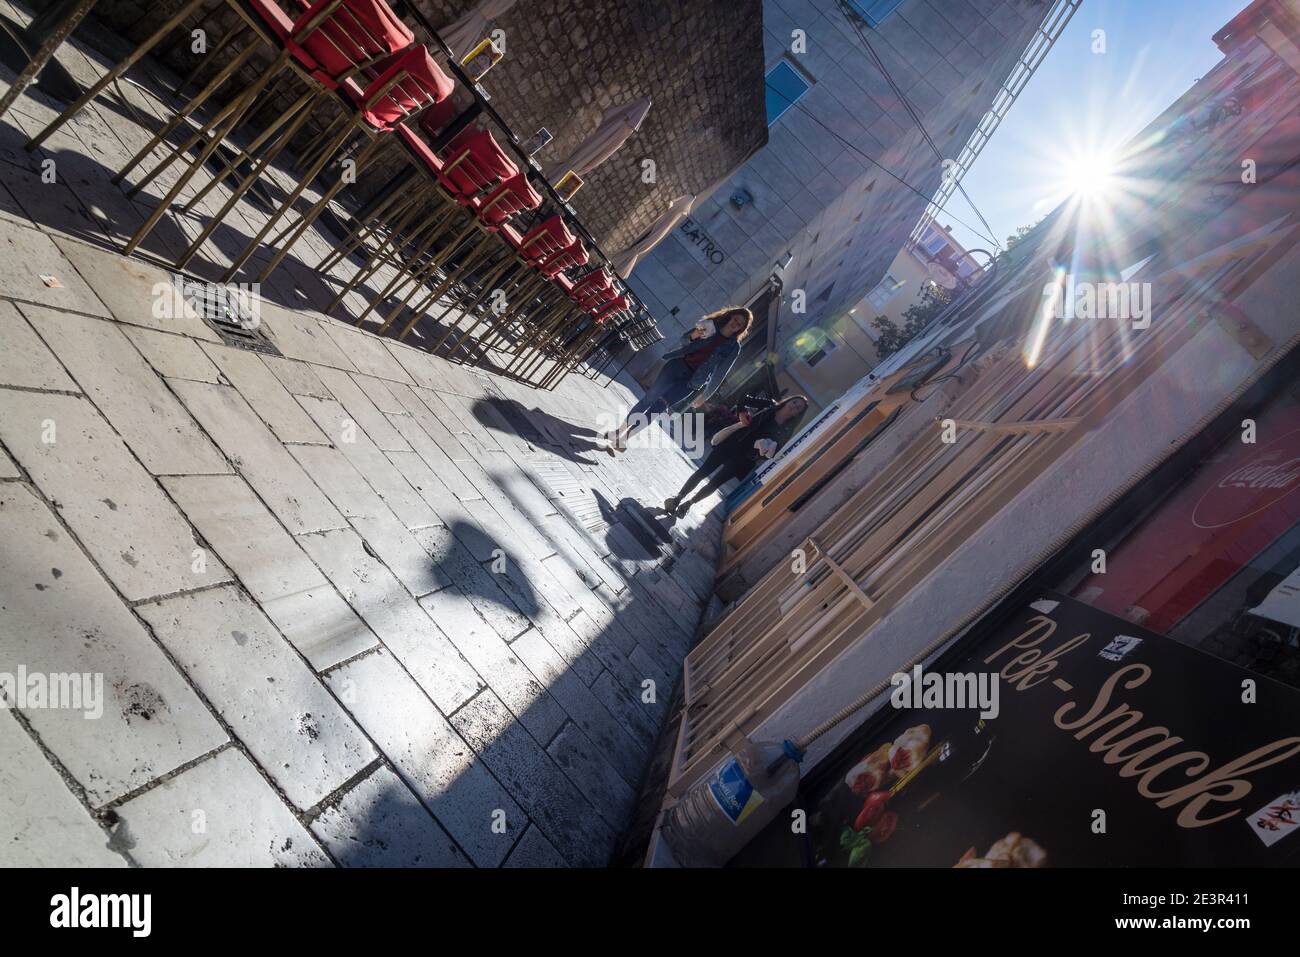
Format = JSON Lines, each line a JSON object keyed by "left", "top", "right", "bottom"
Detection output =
{"left": 663, "top": 394, "right": 809, "bottom": 517}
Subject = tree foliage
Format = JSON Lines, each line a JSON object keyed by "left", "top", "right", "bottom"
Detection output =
{"left": 870, "top": 282, "right": 952, "bottom": 359}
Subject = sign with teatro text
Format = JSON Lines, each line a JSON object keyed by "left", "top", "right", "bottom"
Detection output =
{"left": 788, "top": 593, "right": 1300, "bottom": 868}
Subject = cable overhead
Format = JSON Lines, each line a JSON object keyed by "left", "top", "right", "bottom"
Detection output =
{"left": 766, "top": 81, "right": 1003, "bottom": 248}
{"left": 834, "top": 0, "right": 1003, "bottom": 249}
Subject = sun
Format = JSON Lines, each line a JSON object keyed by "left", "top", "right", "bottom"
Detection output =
{"left": 1060, "top": 150, "right": 1118, "bottom": 200}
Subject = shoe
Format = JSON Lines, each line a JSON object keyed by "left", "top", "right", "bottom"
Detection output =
{"left": 664, "top": 496, "right": 679, "bottom": 514}
{"left": 675, "top": 500, "right": 690, "bottom": 517}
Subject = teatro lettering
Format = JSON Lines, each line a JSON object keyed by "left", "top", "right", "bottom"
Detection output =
{"left": 679, "top": 218, "right": 726, "bottom": 265}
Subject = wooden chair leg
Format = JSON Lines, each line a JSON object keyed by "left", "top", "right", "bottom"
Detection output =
{"left": 349, "top": 218, "right": 462, "bottom": 325}
{"left": 423, "top": 247, "right": 520, "bottom": 351}
{"left": 219, "top": 114, "right": 362, "bottom": 280}
{"left": 26, "top": 0, "right": 211, "bottom": 151}
{"left": 122, "top": 56, "right": 276, "bottom": 199}
{"left": 428, "top": 257, "right": 526, "bottom": 354}
{"left": 172, "top": 23, "right": 252, "bottom": 96}
{"left": 370, "top": 221, "right": 482, "bottom": 331}
{"left": 255, "top": 134, "right": 387, "bottom": 281}
{"left": 452, "top": 271, "right": 552, "bottom": 360}
{"left": 391, "top": 233, "right": 504, "bottom": 342}
{"left": 178, "top": 78, "right": 317, "bottom": 213}
{"left": 175, "top": 86, "right": 324, "bottom": 268}
{"left": 329, "top": 197, "right": 456, "bottom": 312}
{"left": 112, "top": 41, "right": 258, "bottom": 185}
{"left": 123, "top": 48, "right": 289, "bottom": 255}
{"left": 318, "top": 181, "right": 424, "bottom": 273}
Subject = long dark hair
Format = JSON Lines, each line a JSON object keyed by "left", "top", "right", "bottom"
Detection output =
{"left": 749, "top": 394, "right": 808, "bottom": 451}
{"left": 703, "top": 306, "right": 755, "bottom": 340}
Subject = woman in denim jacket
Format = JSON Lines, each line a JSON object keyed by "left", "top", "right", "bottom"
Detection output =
{"left": 603, "top": 305, "right": 753, "bottom": 454}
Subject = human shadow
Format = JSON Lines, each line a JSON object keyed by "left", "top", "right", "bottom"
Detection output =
{"left": 468, "top": 397, "right": 603, "bottom": 463}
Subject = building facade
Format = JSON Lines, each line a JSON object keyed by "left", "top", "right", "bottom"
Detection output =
{"left": 641, "top": 0, "right": 1300, "bottom": 866}
{"left": 786, "top": 220, "right": 985, "bottom": 407}
{"left": 626, "top": 0, "right": 1061, "bottom": 387}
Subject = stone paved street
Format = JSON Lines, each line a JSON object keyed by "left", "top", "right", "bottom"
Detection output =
{"left": 0, "top": 9, "right": 724, "bottom": 868}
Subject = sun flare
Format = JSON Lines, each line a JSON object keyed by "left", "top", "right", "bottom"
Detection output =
{"left": 1061, "top": 151, "right": 1118, "bottom": 199}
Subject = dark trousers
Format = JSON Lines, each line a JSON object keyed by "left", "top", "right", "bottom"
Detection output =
{"left": 623, "top": 358, "right": 695, "bottom": 436}
{"left": 676, "top": 446, "right": 753, "bottom": 504}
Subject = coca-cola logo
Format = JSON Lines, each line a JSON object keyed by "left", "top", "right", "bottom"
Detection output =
{"left": 1192, "top": 428, "right": 1300, "bottom": 529}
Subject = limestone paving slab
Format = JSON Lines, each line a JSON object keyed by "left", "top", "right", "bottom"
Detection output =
{"left": 22, "top": 305, "right": 228, "bottom": 475}
{"left": 0, "top": 485, "right": 228, "bottom": 806}
{"left": 296, "top": 394, "right": 439, "bottom": 530}
{"left": 161, "top": 474, "right": 376, "bottom": 670}
{"left": 546, "top": 721, "right": 637, "bottom": 831}
{"left": 50, "top": 236, "right": 218, "bottom": 337}
{"left": 319, "top": 321, "right": 416, "bottom": 383}
{"left": 450, "top": 689, "right": 616, "bottom": 868}
{"left": 0, "top": 710, "right": 127, "bottom": 867}
{"left": 262, "top": 353, "right": 331, "bottom": 398}
{"left": 503, "top": 823, "right": 569, "bottom": 868}
{"left": 297, "top": 527, "right": 481, "bottom": 713}
{"left": 0, "top": 225, "right": 109, "bottom": 317}
{"left": 384, "top": 407, "right": 481, "bottom": 501}
{"left": 510, "top": 628, "right": 646, "bottom": 785}
{"left": 200, "top": 343, "right": 329, "bottom": 445}
{"left": 403, "top": 386, "right": 482, "bottom": 461}
{"left": 325, "top": 650, "right": 522, "bottom": 867}
{"left": 0, "top": 299, "right": 78, "bottom": 390}
{"left": 169, "top": 380, "right": 344, "bottom": 534}
{"left": 114, "top": 748, "right": 330, "bottom": 867}
{"left": 312, "top": 365, "right": 411, "bottom": 452}
{"left": 419, "top": 585, "right": 566, "bottom": 744}
{"left": 123, "top": 326, "right": 224, "bottom": 383}
{"left": 414, "top": 524, "right": 533, "bottom": 643}
{"left": 0, "top": 391, "right": 232, "bottom": 600}
{"left": 257, "top": 299, "right": 357, "bottom": 369}
{"left": 385, "top": 449, "right": 461, "bottom": 516}
{"left": 310, "top": 765, "right": 468, "bottom": 868}
{"left": 352, "top": 374, "right": 407, "bottom": 414}
{"left": 590, "top": 669, "right": 659, "bottom": 746}
{"left": 288, "top": 443, "right": 451, "bottom": 597}
{"left": 137, "top": 586, "right": 377, "bottom": 810}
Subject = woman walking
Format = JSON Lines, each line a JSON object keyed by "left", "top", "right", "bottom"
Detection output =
{"left": 602, "top": 306, "right": 753, "bottom": 453}
{"left": 663, "top": 394, "right": 809, "bottom": 517}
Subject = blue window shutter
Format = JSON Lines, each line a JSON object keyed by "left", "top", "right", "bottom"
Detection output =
{"left": 764, "top": 60, "right": 811, "bottom": 125}
{"left": 846, "top": 0, "right": 906, "bottom": 28}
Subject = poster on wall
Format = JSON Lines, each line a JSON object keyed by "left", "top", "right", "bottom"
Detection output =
{"left": 801, "top": 593, "right": 1300, "bottom": 867}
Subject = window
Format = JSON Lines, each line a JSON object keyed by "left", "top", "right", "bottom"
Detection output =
{"left": 805, "top": 336, "right": 837, "bottom": 368}
{"left": 846, "top": 0, "right": 906, "bottom": 28}
{"left": 765, "top": 60, "right": 811, "bottom": 125}
{"left": 922, "top": 230, "right": 948, "bottom": 256}
{"left": 866, "top": 272, "right": 902, "bottom": 311}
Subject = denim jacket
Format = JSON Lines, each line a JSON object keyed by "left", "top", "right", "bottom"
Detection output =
{"left": 662, "top": 331, "right": 741, "bottom": 398}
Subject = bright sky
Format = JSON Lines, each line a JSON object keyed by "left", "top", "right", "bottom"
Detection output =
{"left": 938, "top": 0, "right": 1246, "bottom": 254}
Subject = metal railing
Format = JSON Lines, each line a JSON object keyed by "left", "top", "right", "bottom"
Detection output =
{"left": 907, "top": 0, "right": 1083, "bottom": 247}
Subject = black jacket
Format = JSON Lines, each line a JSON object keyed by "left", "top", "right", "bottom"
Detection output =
{"left": 714, "top": 405, "right": 803, "bottom": 463}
